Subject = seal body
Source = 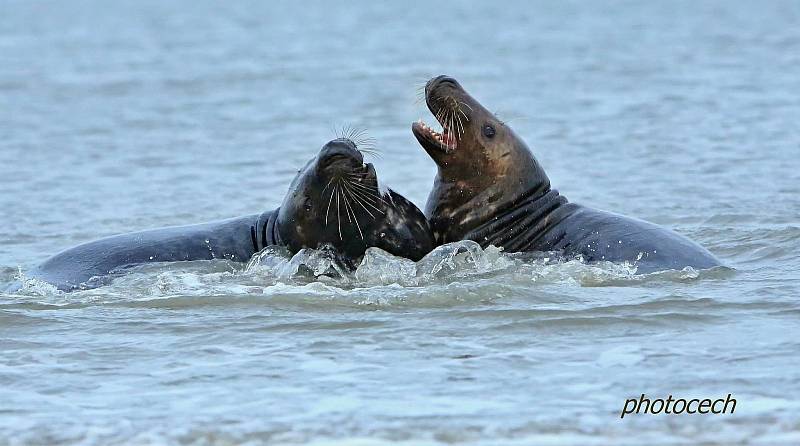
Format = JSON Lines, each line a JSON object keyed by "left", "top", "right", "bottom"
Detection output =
{"left": 16, "top": 138, "right": 434, "bottom": 292}
{"left": 25, "top": 211, "right": 277, "bottom": 291}
{"left": 412, "top": 75, "right": 720, "bottom": 273}
{"left": 463, "top": 190, "right": 719, "bottom": 273}
{"left": 550, "top": 206, "right": 720, "bottom": 272}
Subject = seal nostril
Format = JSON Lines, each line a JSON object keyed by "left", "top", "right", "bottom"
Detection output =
{"left": 426, "top": 75, "right": 459, "bottom": 96}
{"left": 319, "top": 139, "right": 364, "bottom": 169}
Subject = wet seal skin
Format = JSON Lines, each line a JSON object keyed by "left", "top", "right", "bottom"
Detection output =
{"left": 13, "top": 138, "right": 434, "bottom": 292}
{"left": 412, "top": 75, "right": 721, "bottom": 273}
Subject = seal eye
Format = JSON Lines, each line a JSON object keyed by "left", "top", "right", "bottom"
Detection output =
{"left": 483, "top": 124, "right": 496, "bottom": 138}
{"left": 303, "top": 197, "right": 312, "bottom": 212}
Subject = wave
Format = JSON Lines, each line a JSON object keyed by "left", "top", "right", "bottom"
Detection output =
{"left": 708, "top": 225, "right": 800, "bottom": 264}
{"left": 0, "top": 241, "right": 732, "bottom": 311}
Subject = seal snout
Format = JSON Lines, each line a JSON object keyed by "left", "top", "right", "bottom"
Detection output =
{"left": 319, "top": 138, "right": 364, "bottom": 170}
{"left": 425, "top": 75, "right": 460, "bottom": 96}
{"left": 412, "top": 75, "right": 466, "bottom": 157}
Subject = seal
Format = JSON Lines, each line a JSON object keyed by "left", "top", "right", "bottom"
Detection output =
{"left": 412, "top": 75, "right": 721, "bottom": 273}
{"left": 19, "top": 138, "right": 434, "bottom": 291}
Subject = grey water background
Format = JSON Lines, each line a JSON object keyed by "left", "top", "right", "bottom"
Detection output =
{"left": 1, "top": 0, "right": 799, "bottom": 444}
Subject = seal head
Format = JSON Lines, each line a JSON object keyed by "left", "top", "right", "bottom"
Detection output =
{"left": 412, "top": 75, "right": 722, "bottom": 272}
{"left": 277, "top": 138, "right": 434, "bottom": 261}
{"left": 412, "top": 75, "right": 550, "bottom": 244}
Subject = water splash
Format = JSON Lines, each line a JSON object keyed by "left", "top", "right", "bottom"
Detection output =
{"left": 11, "top": 267, "right": 62, "bottom": 297}
{"left": 244, "top": 244, "right": 353, "bottom": 283}
{"left": 1, "top": 242, "right": 725, "bottom": 303}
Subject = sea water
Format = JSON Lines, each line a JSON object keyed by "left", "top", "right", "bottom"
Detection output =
{"left": 1, "top": 1, "right": 799, "bottom": 444}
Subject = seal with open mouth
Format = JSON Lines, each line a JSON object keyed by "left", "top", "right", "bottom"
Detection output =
{"left": 412, "top": 75, "right": 721, "bottom": 273}
{"left": 16, "top": 138, "right": 434, "bottom": 291}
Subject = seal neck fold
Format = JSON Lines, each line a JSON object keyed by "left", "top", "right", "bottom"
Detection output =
{"left": 463, "top": 188, "right": 569, "bottom": 253}
{"left": 251, "top": 209, "right": 281, "bottom": 252}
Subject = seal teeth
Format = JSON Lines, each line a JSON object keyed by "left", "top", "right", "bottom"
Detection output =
{"left": 417, "top": 119, "right": 450, "bottom": 149}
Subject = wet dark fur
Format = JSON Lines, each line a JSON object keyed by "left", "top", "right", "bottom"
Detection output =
{"left": 412, "top": 76, "right": 720, "bottom": 273}
{"left": 16, "top": 139, "right": 434, "bottom": 291}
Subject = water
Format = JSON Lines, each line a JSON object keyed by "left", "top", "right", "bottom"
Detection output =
{"left": 1, "top": 0, "right": 799, "bottom": 444}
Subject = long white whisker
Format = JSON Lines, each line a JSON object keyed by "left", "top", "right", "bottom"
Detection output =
{"left": 321, "top": 178, "right": 334, "bottom": 195}
{"left": 336, "top": 185, "right": 343, "bottom": 241}
{"left": 342, "top": 188, "right": 364, "bottom": 240}
{"left": 346, "top": 180, "right": 381, "bottom": 198}
{"left": 343, "top": 181, "right": 377, "bottom": 219}
{"left": 450, "top": 112, "right": 456, "bottom": 150}
{"left": 344, "top": 190, "right": 353, "bottom": 224}
{"left": 347, "top": 186, "right": 386, "bottom": 214}
{"left": 343, "top": 172, "right": 379, "bottom": 184}
{"left": 325, "top": 183, "right": 336, "bottom": 226}
{"left": 346, "top": 180, "right": 383, "bottom": 197}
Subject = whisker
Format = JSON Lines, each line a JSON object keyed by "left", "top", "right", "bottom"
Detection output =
{"left": 358, "top": 142, "right": 379, "bottom": 150}
{"left": 345, "top": 177, "right": 381, "bottom": 195}
{"left": 321, "top": 178, "right": 334, "bottom": 195}
{"left": 342, "top": 188, "right": 364, "bottom": 240}
{"left": 346, "top": 178, "right": 382, "bottom": 194}
{"left": 414, "top": 82, "right": 429, "bottom": 104}
{"left": 343, "top": 188, "right": 353, "bottom": 224}
{"left": 336, "top": 185, "right": 342, "bottom": 240}
{"left": 348, "top": 127, "right": 368, "bottom": 143}
{"left": 346, "top": 129, "right": 383, "bottom": 160}
{"left": 344, "top": 171, "right": 377, "bottom": 179}
{"left": 347, "top": 186, "right": 385, "bottom": 214}
{"left": 344, "top": 182, "right": 377, "bottom": 219}
{"left": 325, "top": 182, "right": 337, "bottom": 226}
{"left": 450, "top": 113, "right": 456, "bottom": 150}
{"left": 355, "top": 134, "right": 376, "bottom": 144}
{"left": 455, "top": 109, "right": 464, "bottom": 138}
{"left": 495, "top": 111, "right": 528, "bottom": 124}
{"left": 349, "top": 180, "right": 379, "bottom": 195}
{"left": 334, "top": 124, "right": 348, "bottom": 141}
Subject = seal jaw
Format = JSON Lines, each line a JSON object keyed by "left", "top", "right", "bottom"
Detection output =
{"left": 413, "top": 75, "right": 467, "bottom": 158}
{"left": 411, "top": 120, "right": 455, "bottom": 157}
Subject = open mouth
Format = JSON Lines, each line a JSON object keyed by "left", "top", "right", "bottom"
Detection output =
{"left": 347, "top": 159, "right": 379, "bottom": 186}
{"left": 320, "top": 140, "right": 380, "bottom": 187}
{"left": 362, "top": 162, "right": 377, "bottom": 181}
{"left": 412, "top": 119, "right": 457, "bottom": 154}
{"left": 412, "top": 76, "right": 468, "bottom": 155}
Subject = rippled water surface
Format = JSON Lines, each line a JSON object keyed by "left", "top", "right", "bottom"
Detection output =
{"left": 2, "top": 1, "right": 800, "bottom": 444}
